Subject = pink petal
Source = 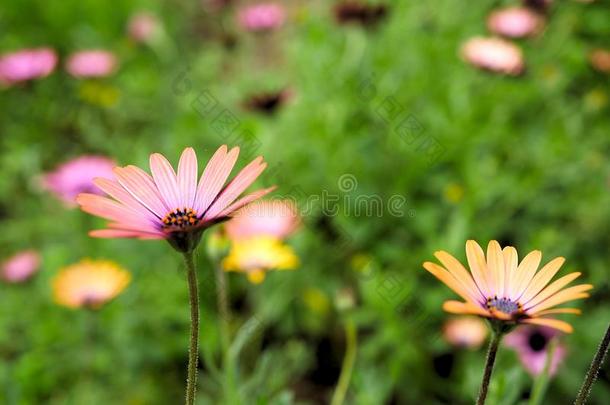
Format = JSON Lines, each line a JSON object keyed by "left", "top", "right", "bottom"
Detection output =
{"left": 193, "top": 145, "right": 239, "bottom": 214}
{"left": 76, "top": 193, "right": 156, "bottom": 231}
{"left": 204, "top": 156, "right": 267, "bottom": 220}
{"left": 89, "top": 229, "right": 165, "bottom": 239}
{"left": 114, "top": 166, "right": 168, "bottom": 217}
{"left": 177, "top": 148, "right": 198, "bottom": 209}
{"left": 150, "top": 153, "right": 181, "bottom": 210}
{"left": 93, "top": 177, "right": 159, "bottom": 221}
{"left": 218, "top": 186, "right": 277, "bottom": 217}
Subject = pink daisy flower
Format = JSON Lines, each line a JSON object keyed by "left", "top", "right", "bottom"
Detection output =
{"left": 237, "top": 3, "right": 286, "bottom": 32}
{"left": 127, "top": 12, "right": 159, "bottom": 43}
{"left": 505, "top": 325, "right": 566, "bottom": 376}
{"left": 487, "top": 7, "right": 543, "bottom": 39}
{"left": 0, "top": 48, "right": 57, "bottom": 85}
{"left": 2, "top": 250, "right": 41, "bottom": 283}
{"left": 225, "top": 199, "right": 299, "bottom": 241}
{"left": 66, "top": 50, "right": 118, "bottom": 78}
{"left": 461, "top": 37, "right": 525, "bottom": 76}
{"left": 77, "top": 146, "right": 274, "bottom": 253}
{"left": 42, "top": 156, "right": 116, "bottom": 205}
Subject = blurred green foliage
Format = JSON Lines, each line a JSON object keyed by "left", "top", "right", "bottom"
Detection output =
{"left": 1, "top": 0, "right": 610, "bottom": 404}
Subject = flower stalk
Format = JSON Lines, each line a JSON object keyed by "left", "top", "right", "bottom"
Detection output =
{"left": 574, "top": 322, "right": 610, "bottom": 405}
{"left": 331, "top": 317, "right": 357, "bottom": 405}
{"left": 477, "top": 331, "right": 503, "bottom": 405}
{"left": 183, "top": 252, "right": 200, "bottom": 405}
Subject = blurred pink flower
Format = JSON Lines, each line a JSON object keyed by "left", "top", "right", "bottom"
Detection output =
{"left": 589, "top": 49, "right": 610, "bottom": 73}
{"left": 461, "top": 37, "right": 525, "bottom": 76}
{"left": 128, "top": 12, "right": 159, "bottom": 43}
{"left": 443, "top": 317, "right": 488, "bottom": 349}
{"left": 226, "top": 199, "right": 299, "bottom": 241}
{"left": 505, "top": 325, "right": 566, "bottom": 376}
{"left": 42, "top": 156, "right": 116, "bottom": 205}
{"left": 487, "top": 7, "right": 543, "bottom": 39}
{"left": 237, "top": 3, "right": 285, "bottom": 32}
{"left": 0, "top": 48, "right": 57, "bottom": 85}
{"left": 2, "top": 250, "right": 40, "bottom": 283}
{"left": 66, "top": 50, "right": 117, "bottom": 78}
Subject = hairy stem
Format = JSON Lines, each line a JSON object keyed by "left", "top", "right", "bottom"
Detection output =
{"left": 477, "top": 331, "right": 503, "bottom": 405}
{"left": 331, "top": 318, "right": 358, "bottom": 405}
{"left": 574, "top": 323, "right": 610, "bottom": 405}
{"left": 184, "top": 252, "right": 200, "bottom": 405}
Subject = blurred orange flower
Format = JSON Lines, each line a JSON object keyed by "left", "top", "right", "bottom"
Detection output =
{"left": 53, "top": 259, "right": 131, "bottom": 309}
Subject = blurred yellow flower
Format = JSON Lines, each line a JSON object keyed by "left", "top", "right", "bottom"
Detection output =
{"left": 78, "top": 81, "right": 120, "bottom": 107}
{"left": 53, "top": 259, "right": 131, "bottom": 309}
{"left": 303, "top": 287, "right": 331, "bottom": 315}
{"left": 222, "top": 236, "right": 299, "bottom": 284}
{"left": 444, "top": 183, "right": 464, "bottom": 204}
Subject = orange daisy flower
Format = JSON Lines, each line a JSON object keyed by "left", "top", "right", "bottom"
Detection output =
{"left": 53, "top": 259, "right": 131, "bottom": 309}
{"left": 424, "top": 240, "right": 592, "bottom": 333}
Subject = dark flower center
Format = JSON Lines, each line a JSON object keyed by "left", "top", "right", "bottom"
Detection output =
{"left": 486, "top": 296, "right": 522, "bottom": 315}
{"left": 528, "top": 332, "right": 548, "bottom": 352}
{"left": 162, "top": 208, "right": 199, "bottom": 230}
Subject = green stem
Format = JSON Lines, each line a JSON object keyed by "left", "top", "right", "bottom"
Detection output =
{"left": 477, "top": 332, "right": 503, "bottom": 405}
{"left": 215, "top": 263, "right": 235, "bottom": 402}
{"left": 529, "top": 339, "right": 557, "bottom": 405}
{"left": 574, "top": 323, "right": 610, "bottom": 405}
{"left": 183, "top": 252, "right": 200, "bottom": 405}
{"left": 331, "top": 318, "right": 358, "bottom": 405}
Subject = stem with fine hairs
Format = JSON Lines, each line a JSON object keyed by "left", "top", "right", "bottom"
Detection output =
{"left": 574, "top": 323, "right": 610, "bottom": 405}
{"left": 183, "top": 252, "right": 200, "bottom": 405}
{"left": 477, "top": 331, "right": 503, "bottom": 405}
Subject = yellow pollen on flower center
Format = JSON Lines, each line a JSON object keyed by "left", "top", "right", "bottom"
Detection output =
{"left": 162, "top": 208, "right": 199, "bottom": 230}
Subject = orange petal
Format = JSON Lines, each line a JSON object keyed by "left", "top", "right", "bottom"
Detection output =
{"left": 535, "top": 308, "right": 581, "bottom": 316}
{"left": 522, "top": 272, "right": 581, "bottom": 308}
{"left": 503, "top": 246, "right": 518, "bottom": 297}
{"left": 527, "top": 284, "right": 593, "bottom": 314}
{"left": 519, "top": 257, "right": 565, "bottom": 304}
{"left": 486, "top": 241, "right": 505, "bottom": 297}
{"left": 442, "top": 300, "right": 491, "bottom": 317}
{"left": 510, "top": 250, "right": 541, "bottom": 300}
{"left": 424, "top": 262, "right": 479, "bottom": 303}
{"left": 522, "top": 318, "right": 574, "bottom": 333}
{"left": 434, "top": 250, "right": 485, "bottom": 302}
{"left": 466, "top": 240, "right": 491, "bottom": 297}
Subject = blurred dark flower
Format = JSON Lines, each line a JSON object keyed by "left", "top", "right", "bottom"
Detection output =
{"left": 443, "top": 317, "right": 488, "bottom": 349}
{"left": 505, "top": 325, "right": 566, "bottom": 376}
{"left": 424, "top": 240, "right": 591, "bottom": 333}
{"left": 333, "top": 1, "right": 388, "bottom": 27}
{"left": 244, "top": 89, "right": 292, "bottom": 115}
{"left": 522, "top": 0, "right": 553, "bottom": 13}
{"left": 237, "top": 3, "right": 286, "bottom": 32}
{"left": 461, "top": 37, "right": 525, "bottom": 76}
{"left": 226, "top": 199, "right": 300, "bottom": 240}
{"left": 1, "top": 250, "right": 40, "bottom": 283}
{"left": 66, "top": 50, "right": 118, "bottom": 78}
{"left": 53, "top": 259, "right": 130, "bottom": 309}
{"left": 0, "top": 48, "right": 57, "bottom": 86}
{"left": 76, "top": 146, "right": 274, "bottom": 253}
{"left": 127, "top": 12, "right": 159, "bottom": 43}
{"left": 589, "top": 49, "right": 610, "bottom": 74}
{"left": 222, "top": 236, "right": 299, "bottom": 283}
{"left": 487, "top": 7, "right": 544, "bottom": 39}
{"left": 42, "top": 155, "right": 116, "bottom": 206}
